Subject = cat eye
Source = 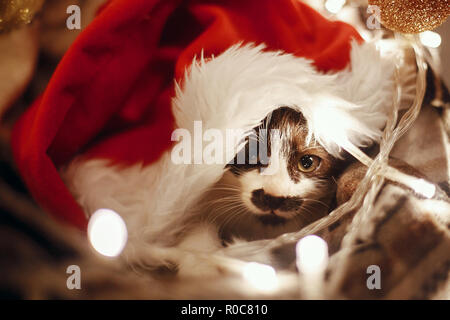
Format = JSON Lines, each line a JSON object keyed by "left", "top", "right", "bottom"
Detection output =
{"left": 298, "top": 155, "right": 321, "bottom": 172}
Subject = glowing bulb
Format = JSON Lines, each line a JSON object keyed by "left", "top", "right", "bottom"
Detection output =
{"left": 296, "top": 235, "right": 329, "bottom": 274}
{"left": 242, "top": 262, "right": 278, "bottom": 292}
{"left": 325, "top": 0, "right": 345, "bottom": 14}
{"left": 88, "top": 208, "right": 128, "bottom": 257}
{"left": 411, "top": 179, "right": 436, "bottom": 199}
{"left": 419, "top": 31, "right": 441, "bottom": 48}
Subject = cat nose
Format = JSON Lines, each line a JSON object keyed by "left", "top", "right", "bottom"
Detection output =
{"left": 251, "top": 189, "right": 302, "bottom": 211}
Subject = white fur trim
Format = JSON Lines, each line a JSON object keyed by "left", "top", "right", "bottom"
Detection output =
{"left": 173, "top": 42, "right": 395, "bottom": 157}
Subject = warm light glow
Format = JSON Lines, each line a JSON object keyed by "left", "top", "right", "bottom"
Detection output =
{"left": 88, "top": 208, "right": 128, "bottom": 257}
{"left": 325, "top": 0, "right": 345, "bottom": 14}
{"left": 296, "top": 235, "right": 329, "bottom": 274}
{"left": 411, "top": 178, "right": 436, "bottom": 199}
{"left": 242, "top": 262, "right": 278, "bottom": 292}
{"left": 419, "top": 31, "right": 441, "bottom": 48}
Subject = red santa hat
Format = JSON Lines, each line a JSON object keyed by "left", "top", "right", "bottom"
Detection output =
{"left": 11, "top": 0, "right": 394, "bottom": 231}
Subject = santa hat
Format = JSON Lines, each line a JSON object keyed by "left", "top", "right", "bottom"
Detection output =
{"left": 11, "top": 0, "right": 394, "bottom": 231}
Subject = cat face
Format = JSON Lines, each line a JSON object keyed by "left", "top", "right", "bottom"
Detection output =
{"left": 205, "top": 107, "right": 343, "bottom": 240}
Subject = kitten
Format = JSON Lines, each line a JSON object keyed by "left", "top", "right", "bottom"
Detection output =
{"left": 183, "top": 107, "right": 345, "bottom": 247}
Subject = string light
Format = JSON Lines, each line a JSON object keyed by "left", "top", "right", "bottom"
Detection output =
{"left": 410, "top": 178, "right": 436, "bottom": 199}
{"left": 325, "top": 0, "right": 346, "bottom": 14}
{"left": 296, "top": 235, "right": 329, "bottom": 274}
{"left": 296, "top": 235, "right": 329, "bottom": 299}
{"left": 88, "top": 208, "right": 128, "bottom": 257}
{"left": 242, "top": 262, "right": 279, "bottom": 292}
{"left": 419, "top": 31, "right": 442, "bottom": 49}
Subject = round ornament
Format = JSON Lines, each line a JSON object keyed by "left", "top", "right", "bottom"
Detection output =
{"left": 368, "top": 0, "right": 450, "bottom": 33}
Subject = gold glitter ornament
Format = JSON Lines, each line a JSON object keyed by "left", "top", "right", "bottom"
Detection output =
{"left": 368, "top": 0, "right": 450, "bottom": 33}
{"left": 0, "top": 0, "right": 45, "bottom": 32}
